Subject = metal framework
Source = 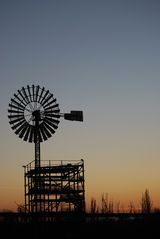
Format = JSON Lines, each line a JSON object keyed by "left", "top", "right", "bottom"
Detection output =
{"left": 8, "top": 85, "right": 85, "bottom": 215}
{"left": 23, "top": 159, "right": 85, "bottom": 213}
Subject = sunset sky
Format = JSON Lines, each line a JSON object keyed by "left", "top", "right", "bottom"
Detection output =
{"left": 1, "top": 0, "right": 160, "bottom": 212}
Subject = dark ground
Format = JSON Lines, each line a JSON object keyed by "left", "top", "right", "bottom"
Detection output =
{"left": 1, "top": 213, "right": 160, "bottom": 238}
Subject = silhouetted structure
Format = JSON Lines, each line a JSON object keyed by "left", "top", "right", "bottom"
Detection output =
{"left": 8, "top": 85, "right": 84, "bottom": 215}
{"left": 23, "top": 159, "right": 85, "bottom": 213}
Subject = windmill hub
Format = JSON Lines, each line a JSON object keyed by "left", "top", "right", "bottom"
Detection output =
{"left": 32, "top": 110, "right": 41, "bottom": 120}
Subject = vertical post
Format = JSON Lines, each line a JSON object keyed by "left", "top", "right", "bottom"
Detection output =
{"left": 82, "top": 159, "right": 85, "bottom": 213}
{"left": 34, "top": 111, "right": 41, "bottom": 212}
{"left": 23, "top": 166, "right": 27, "bottom": 213}
{"left": 35, "top": 111, "right": 40, "bottom": 169}
{"left": 35, "top": 141, "right": 40, "bottom": 169}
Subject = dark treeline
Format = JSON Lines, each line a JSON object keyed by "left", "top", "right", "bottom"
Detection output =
{"left": 89, "top": 188, "right": 158, "bottom": 213}
{"left": 0, "top": 188, "right": 160, "bottom": 238}
{"left": 0, "top": 212, "right": 160, "bottom": 239}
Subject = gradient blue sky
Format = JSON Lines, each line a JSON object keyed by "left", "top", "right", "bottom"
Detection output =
{"left": 1, "top": 0, "right": 160, "bottom": 211}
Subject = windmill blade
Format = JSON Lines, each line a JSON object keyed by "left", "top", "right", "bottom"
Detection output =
{"left": 27, "top": 85, "right": 32, "bottom": 102}
{"left": 44, "top": 105, "right": 54, "bottom": 111}
{"left": 14, "top": 93, "right": 26, "bottom": 107}
{"left": 32, "top": 85, "right": 35, "bottom": 101}
{"left": 45, "top": 116, "right": 60, "bottom": 125}
{"left": 8, "top": 114, "right": 24, "bottom": 119}
{"left": 40, "top": 124, "right": 52, "bottom": 138}
{"left": 35, "top": 85, "right": 40, "bottom": 102}
{"left": 42, "top": 124, "right": 52, "bottom": 138}
{"left": 15, "top": 122, "right": 28, "bottom": 135}
{"left": 44, "top": 109, "right": 60, "bottom": 114}
{"left": 43, "top": 121, "right": 55, "bottom": 134}
{"left": 43, "top": 98, "right": 57, "bottom": 108}
{"left": 22, "top": 87, "right": 30, "bottom": 104}
{"left": 19, "top": 123, "right": 29, "bottom": 138}
{"left": 40, "top": 90, "right": 49, "bottom": 105}
{"left": 11, "top": 119, "right": 26, "bottom": 130}
{"left": 9, "top": 117, "right": 24, "bottom": 125}
{"left": 44, "top": 104, "right": 59, "bottom": 111}
{"left": 39, "top": 124, "right": 48, "bottom": 141}
{"left": 18, "top": 89, "right": 28, "bottom": 105}
{"left": 9, "top": 103, "right": 24, "bottom": 111}
{"left": 22, "top": 87, "right": 35, "bottom": 111}
{"left": 23, "top": 125, "right": 31, "bottom": 142}
{"left": 44, "top": 118, "right": 59, "bottom": 129}
{"left": 8, "top": 109, "right": 24, "bottom": 114}
{"left": 41, "top": 94, "right": 53, "bottom": 107}
{"left": 38, "top": 87, "right": 45, "bottom": 103}
{"left": 10, "top": 98, "right": 25, "bottom": 110}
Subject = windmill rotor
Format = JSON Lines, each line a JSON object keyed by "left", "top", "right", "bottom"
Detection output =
{"left": 8, "top": 85, "right": 60, "bottom": 143}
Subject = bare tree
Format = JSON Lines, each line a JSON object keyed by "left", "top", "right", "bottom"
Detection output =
{"left": 128, "top": 201, "right": 135, "bottom": 213}
{"left": 108, "top": 200, "right": 114, "bottom": 213}
{"left": 90, "top": 197, "right": 97, "bottom": 214}
{"left": 101, "top": 193, "right": 108, "bottom": 213}
{"left": 141, "top": 189, "right": 153, "bottom": 214}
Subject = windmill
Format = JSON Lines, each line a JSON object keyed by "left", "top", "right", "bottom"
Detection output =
{"left": 8, "top": 85, "right": 83, "bottom": 169}
{"left": 8, "top": 85, "right": 84, "bottom": 213}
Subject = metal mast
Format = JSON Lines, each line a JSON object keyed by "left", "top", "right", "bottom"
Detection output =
{"left": 33, "top": 110, "right": 41, "bottom": 169}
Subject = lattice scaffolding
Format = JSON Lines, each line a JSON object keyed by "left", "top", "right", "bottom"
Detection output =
{"left": 23, "top": 159, "right": 85, "bottom": 213}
